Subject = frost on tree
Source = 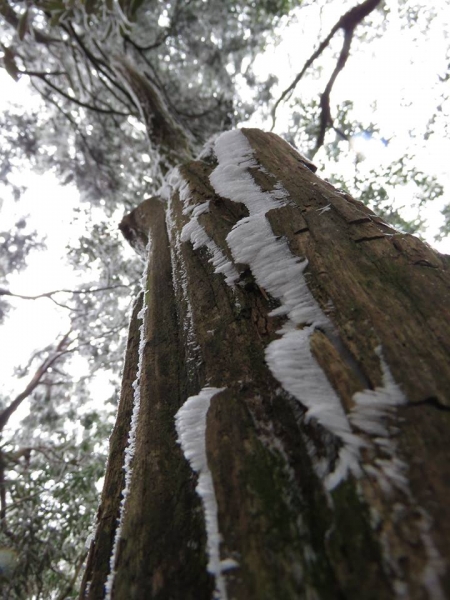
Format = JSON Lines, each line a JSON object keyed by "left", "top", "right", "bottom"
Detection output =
{"left": 80, "top": 129, "right": 450, "bottom": 600}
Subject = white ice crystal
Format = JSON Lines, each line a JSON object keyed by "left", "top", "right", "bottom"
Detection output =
{"left": 181, "top": 206, "right": 240, "bottom": 285}
{"left": 164, "top": 172, "right": 200, "bottom": 375}
{"left": 210, "top": 130, "right": 361, "bottom": 488}
{"left": 104, "top": 241, "right": 150, "bottom": 600}
{"left": 175, "top": 173, "right": 240, "bottom": 286}
{"left": 175, "top": 387, "right": 237, "bottom": 600}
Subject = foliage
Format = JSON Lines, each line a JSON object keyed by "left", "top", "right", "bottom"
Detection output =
{"left": 0, "top": 429, "right": 108, "bottom": 599}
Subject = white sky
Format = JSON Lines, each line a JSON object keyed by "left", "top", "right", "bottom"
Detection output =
{"left": 0, "top": 0, "right": 449, "bottom": 402}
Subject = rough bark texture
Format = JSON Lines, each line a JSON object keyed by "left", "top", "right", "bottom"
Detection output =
{"left": 80, "top": 129, "right": 450, "bottom": 600}
{"left": 80, "top": 294, "right": 142, "bottom": 597}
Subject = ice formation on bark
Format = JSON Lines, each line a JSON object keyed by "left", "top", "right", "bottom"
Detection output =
{"left": 175, "top": 387, "right": 237, "bottom": 600}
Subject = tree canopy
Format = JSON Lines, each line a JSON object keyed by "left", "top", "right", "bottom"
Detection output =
{"left": 0, "top": 0, "right": 449, "bottom": 597}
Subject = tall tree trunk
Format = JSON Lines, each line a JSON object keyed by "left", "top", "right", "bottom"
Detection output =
{"left": 80, "top": 129, "right": 450, "bottom": 600}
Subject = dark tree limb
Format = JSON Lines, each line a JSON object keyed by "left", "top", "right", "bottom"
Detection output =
{"left": 0, "top": 283, "right": 133, "bottom": 312}
{"left": 30, "top": 72, "right": 131, "bottom": 116}
{"left": 312, "top": 26, "right": 354, "bottom": 156}
{"left": 55, "top": 551, "right": 88, "bottom": 600}
{"left": 0, "top": 332, "right": 72, "bottom": 434}
{"left": 0, "top": 0, "right": 61, "bottom": 45}
{"left": 65, "top": 24, "right": 136, "bottom": 109}
{"left": 18, "top": 69, "right": 66, "bottom": 76}
{"left": 0, "top": 451, "right": 7, "bottom": 530}
{"left": 271, "top": 0, "right": 381, "bottom": 147}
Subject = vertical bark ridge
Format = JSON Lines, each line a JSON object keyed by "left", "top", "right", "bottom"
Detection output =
{"left": 111, "top": 199, "right": 212, "bottom": 599}
{"left": 80, "top": 294, "right": 143, "bottom": 599}
{"left": 82, "top": 129, "right": 450, "bottom": 599}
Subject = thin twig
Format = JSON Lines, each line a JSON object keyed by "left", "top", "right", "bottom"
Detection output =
{"left": 0, "top": 332, "right": 72, "bottom": 433}
{"left": 0, "top": 283, "right": 134, "bottom": 301}
{"left": 55, "top": 551, "right": 88, "bottom": 600}
{"left": 66, "top": 23, "right": 135, "bottom": 107}
{"left": 31, "top": 72, "right": 131, "bottom": 116}
{"left": 271, "top": 0, "right": 381, "bottom": 142}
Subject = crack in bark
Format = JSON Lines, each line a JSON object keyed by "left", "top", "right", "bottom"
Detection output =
{"left": 404, "top": 397, "right": 450, "bottom": 412}
{"left": 354, "top": 234, "right": 388, "bottom": 243}
{"left": 348, "top": 217, "right": 373, "bottom": 225}
{"left": 413, "top": 260, "right": 439, "bottom": 269}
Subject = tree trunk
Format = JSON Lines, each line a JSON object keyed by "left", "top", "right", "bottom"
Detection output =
{"left": 80, "top": 129, "right": 450, "bottom": 600}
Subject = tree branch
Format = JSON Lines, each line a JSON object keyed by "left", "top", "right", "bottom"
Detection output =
{"left": 0, "top": 332, "right": 71, "bottom": 434}
{"left": 30, "top": 72, "right": 131, "bottom": 116}
{"left": 0, "top": 451, "right": 7, "bottom": 530}
{"left": 0, "top": 0, "right": 61, "bottom": 45}
{"left": 55, "top": 550, "right": 87, "bottom": 600}
{"left": 19, "top": 69, "right": 66, "bottom": 77}
{"left": 123, "top": 0, "right": 182, "bottom": 52}
{"left": 34, "top": 82, "right": 105, "bottom": 169}
{"left": 0, "top": 283, "right": 134, "bottom": 311}
{"left": 313, "top": 27, "right": 354, "bottom": 156}
{"left": 0, "top": 283, "right": 133, "bottom": 299}
{"left": 113, "top": 56, "right": 193, "bottom": 166}
{"left": 64, "top": 23, "right": 136, "bottom": 109}
{"left": 271, "top": 0, "right": 381, "bottom": 134}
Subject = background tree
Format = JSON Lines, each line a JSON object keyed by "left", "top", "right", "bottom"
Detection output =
{"left": 0, "top": 0, "right": 449, "bottom": 597}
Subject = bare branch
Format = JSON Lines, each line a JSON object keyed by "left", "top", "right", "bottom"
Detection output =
{"left": 55, "top": 550, "right": 87, "bottom": 600}
{"left": 65, "top": 23, "right": 136, "bottom": 109}
{"left": 18, "top": 69, "right": 66, "bottom": 77}
{"left": 271, "top": 0, "right": 381, "bottom": 131}
{"left": 271, "top": 26, "right": 340, "bottom": 128}
{"left": 30, "top": 72, "right": 131, "bottom": 116}
{"left": 0, "top": 332, "right": 72, "bottom": 433}
{"left": 0, "top": 282, "right": 134, "bottom": 304}
{"left": 0, "top": 0, "right": 61, "bottom": 45}
{"left": 113, "top": 56, "right": 193, "bottom": 166}
{"left": 312, "top": 27, "right": 353, "bottom": 156}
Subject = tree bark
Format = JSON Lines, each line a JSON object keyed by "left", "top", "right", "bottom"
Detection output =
{"left": 80, "top": 129, "right": 450, "bottom": 600}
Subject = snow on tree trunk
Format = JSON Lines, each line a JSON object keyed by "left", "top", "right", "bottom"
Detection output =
{"left": 80, "top": 129, "right": 450, "bottom": 600}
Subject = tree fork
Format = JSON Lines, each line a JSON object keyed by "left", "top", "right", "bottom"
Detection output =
{"left": 112, "top": 57, "right": 194, "bottom": 169}
{"left": 81, "top": 129, "right": 450, "bottom": 599}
